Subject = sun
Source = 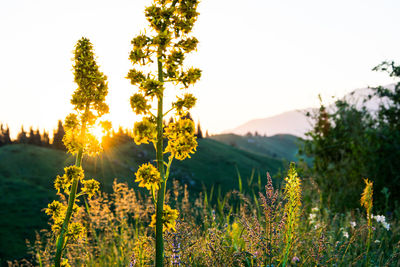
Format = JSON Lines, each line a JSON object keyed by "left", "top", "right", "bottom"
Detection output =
{"left": 89, "top": 124, "right": 105, "bottom": 143}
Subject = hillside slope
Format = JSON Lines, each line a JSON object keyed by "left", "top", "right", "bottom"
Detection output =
{"left": 210, "top": 133, "right": 302, "bottom": 162}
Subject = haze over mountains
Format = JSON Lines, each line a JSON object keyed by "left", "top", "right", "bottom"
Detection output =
{"left": 224, "top": 85, "right": 393, "bottom": 138}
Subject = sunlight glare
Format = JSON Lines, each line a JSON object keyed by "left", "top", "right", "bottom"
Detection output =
{"left": 89, "top": 124, "right": 105, "bottom": 143}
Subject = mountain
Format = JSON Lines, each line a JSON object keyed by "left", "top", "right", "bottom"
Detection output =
{"left": 224, "top": 109, "right": 313, "bottom": 138}
{"left": 224, "top": 85, "right": 393, "bottom": 138}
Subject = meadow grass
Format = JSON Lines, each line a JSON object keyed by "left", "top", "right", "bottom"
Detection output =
{"left": 9, "top": 164, "right": 399, "bottom": 266}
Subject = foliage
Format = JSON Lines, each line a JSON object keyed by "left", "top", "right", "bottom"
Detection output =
{"left": 127, "top": 0, "right": 201, "bottom": 265}
{"left": 301, "top": 62, "right": 400, "bottom": 212}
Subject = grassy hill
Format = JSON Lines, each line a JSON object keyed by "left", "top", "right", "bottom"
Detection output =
{"left": 0, "top": 138, "right": 286, "bottom": 263}
{"left": 210, "top": 133, "right": 303, "bottom": 162}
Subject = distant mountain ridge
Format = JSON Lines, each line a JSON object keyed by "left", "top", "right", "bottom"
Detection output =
{"left": 225, "top": 84, "right": 394, "bottom": 138}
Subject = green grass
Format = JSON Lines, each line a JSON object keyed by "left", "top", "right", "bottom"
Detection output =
{"left": 0, "top": 138, "right": 286, "bottom": 263}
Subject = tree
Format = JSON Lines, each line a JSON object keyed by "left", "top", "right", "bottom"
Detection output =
{"left": 16, "top": 126, "right": 28, "bottom": 144}
{"left": 53, "top": 120, "right": 66, "bottom": 150}
{"left": 127, "top": 0, "right": 201, "bottom": 265}
{"left": 1, "top": 125, "right": 12, "bottom": 145}
{"left": 42, "top": 131, "right": 50, "bottom": 147}
{"left": 47, "top": 37, "right": 109, "bottom": 267}
{"left": 301, "top": 62, "right": 400, "bottom": 211}
{"left": 28, "top": 127, "right": 35, "bottom": 145}
{"left": 196, "top": 121, "right": 203, "bottom": 139}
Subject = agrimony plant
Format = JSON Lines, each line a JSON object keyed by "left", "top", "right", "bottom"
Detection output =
{"left": 127, "top": 0, "right": 201, "bottom": 265}
{"left": 281, "top": 162, "right": 302, "bottom": 266}
{"left": 361, "top": 178, "right": 373, "bottom": 266}
{"left": 46, "top": 37, "right": 109, "bottom": 267}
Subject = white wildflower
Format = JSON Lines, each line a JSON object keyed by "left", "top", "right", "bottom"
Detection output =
{"left": 382, "top": 222, "right": 390, "bottom": 231}
{"left": 343, "top": 231, "right": 349, "bottom": 238}
{"left": 350, "top": 221, "right": 356, "bottom": 228}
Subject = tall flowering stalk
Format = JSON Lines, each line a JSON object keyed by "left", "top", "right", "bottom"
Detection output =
{"left": 281, "top": 162, "right": 302, "bottom": 267}
{"left": 46, "top": 37, "right": 109, "bottom": 267}
{"left": 127, "top": 0, "right": 201, "bottom": 265}
{"left": 361, "top": 178, "right": 373, "bottom": 266}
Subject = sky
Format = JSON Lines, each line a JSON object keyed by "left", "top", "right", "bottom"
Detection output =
{"left": 1, "top": 0, "right": 400, "bottom": 137}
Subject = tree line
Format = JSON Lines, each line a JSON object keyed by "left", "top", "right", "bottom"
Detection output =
{"left": 0, "top": 116, "right": 207, "bottom": 149}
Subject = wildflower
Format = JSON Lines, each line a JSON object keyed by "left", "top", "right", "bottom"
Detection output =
{"left": 311, "top": 207, "right": 319, "bottom": 212}
{"left": 343, "top": 231, "right": 349, "bottom": 238}
{"left": 165, "top": 118, "right": 197, "bottom": 160}
{"left": 81, "top": 179, "right": 100, "bottom": 198}
{"left": 67, "top": 222, "right": 86, "bottom": 241}
{"left": 350, "top": 221, "right": 356, "bottom": 228}
{"left": 45, "top": 200, "right": 66, "bottom": 221}
{"left": 375, "top": 240, "right": 381, "bottom": 244}
{"left": 309, "top": 213, "right": 316, "bottom": 222}
{"left": 291, "top": 256, "right": 300, "bottom": 264}
{"left": 135, "top": 163, "right": 162, "bottom": 191}
{"left": 372, "top": 214, "right": 390, "bottom": 231}
{"left": 150, "top": 204, "right": 179, "bottom": 232}
{"left": 361, "top": 178, "right": 373, "bottom": 215}
{"left": 133, "top": 117, "right": 157, "bottom": 145}
{"left": 382, "top": 222, "right": 390, "bottom": 231}
{"left": 60, "top": 259, "right": 71, "bottom": 267}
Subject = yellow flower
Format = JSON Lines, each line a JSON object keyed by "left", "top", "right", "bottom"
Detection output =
{"left": 361, "top": 178, "right": 373, "bottom": 214}
{"left": 67, "top": 222, "right": 86, "bottom": 241}
{"left": 81, "top": 179, "right": 100, "bottom": 198}
{"left": 135, "top": 163, "right": 162, "bottom": 191}
{"left": 150, "top": 204, "right": 179, "bottom": 232}
{"left": 45, "top": 200, "right": 66, "bottom": 221}
{"left": 133, "top": 118, "right": 157, "bottom": 145}
{"left": 165, "top": 118, "right": 197, "bottom": 160}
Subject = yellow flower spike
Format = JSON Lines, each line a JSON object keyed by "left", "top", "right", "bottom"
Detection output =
{"left": 361, "top": 178, "right": 373, "bottom": 214}
{"left": 135, "top": 163, "right": 162, "bottom": 191}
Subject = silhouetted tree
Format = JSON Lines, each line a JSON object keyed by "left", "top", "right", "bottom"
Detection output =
{"left": 28, "top": 127, "right": 36, "bottom": 145}
{"left": 196, "top": 121, "right": 203, "bottom": 139}
{"left": 2, "top": 125, "right": 12, "bottom": 145}
{"left": 205, "top": 130, "right": 209, "bottom": 138}
{"left": 42, "top": 131, "right": 50, "bottom": 147}
{"left": 16, "top": 126, "right": 28, "bottom": 144}
{"left": 53, "top": 120, "right": 66, "bottom": 150}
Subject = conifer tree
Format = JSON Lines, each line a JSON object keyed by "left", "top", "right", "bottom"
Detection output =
{"left": 42, "top": 131, "right": 50, "bottom": 147}
{"left": 46, "top": 37, "right": 109, "bottom": 267}
{"left": 196, "top": 121, "right": 203, "bottom": 139}
{"left": 28, "top": 127, "right": 34, "bottom": 144}
{"left": 53, "top": 120, "right": 66, "bottom": 150}
{"left": 127, "top": 0, "right": 201, "bottom": 265}
{"left": 2, "top": 125, "right": 12, "bottom": 145}
{"left": 16, "top": 126, "right": 28, "bottom": 144}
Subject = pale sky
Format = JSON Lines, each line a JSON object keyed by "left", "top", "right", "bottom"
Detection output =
{"left": 1, "top": 0, "right": 399, "bottom": 137}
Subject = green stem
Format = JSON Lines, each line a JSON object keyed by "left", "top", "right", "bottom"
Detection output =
{"left": 155, "top": 55, "right": 165, "bottom": 267}
{"left": 54, "top": 148, "right": 83, "bottom": 267}
{"left": 365, "top": 212, "right": 372, "bottom": 267}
